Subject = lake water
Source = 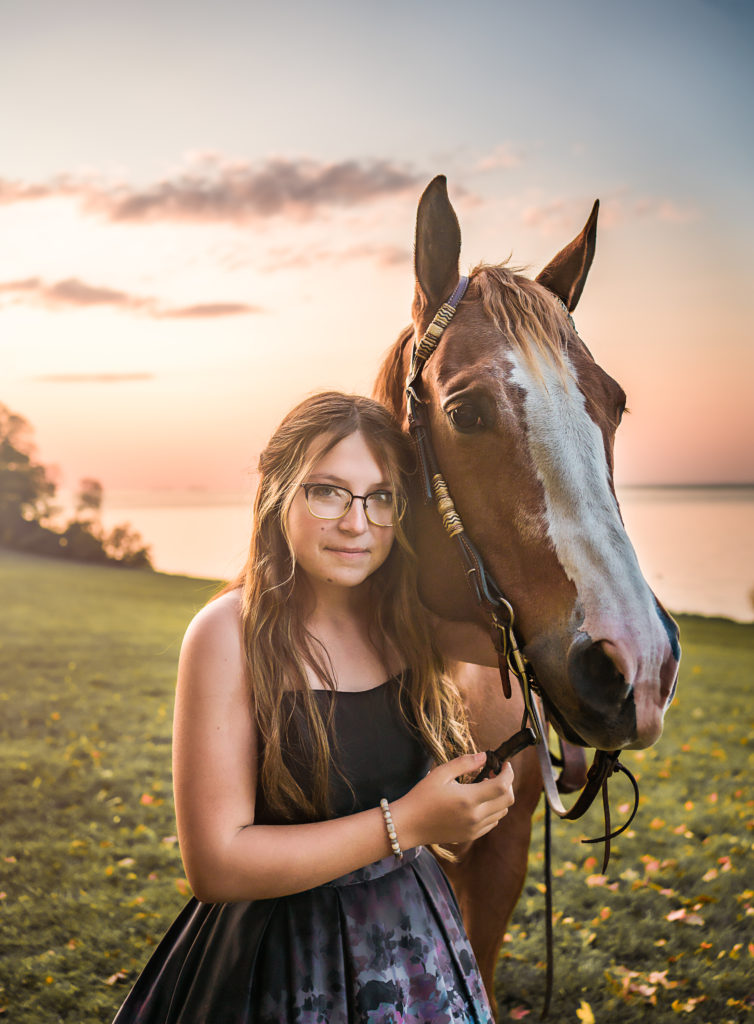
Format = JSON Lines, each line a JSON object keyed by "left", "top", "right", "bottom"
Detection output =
{"left": 99, "top": 485, "right": 754, "bottom": 623}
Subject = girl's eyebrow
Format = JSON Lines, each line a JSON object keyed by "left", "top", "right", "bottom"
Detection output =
{"left": 307, "top": 472, "right": 392, "bottom": 489}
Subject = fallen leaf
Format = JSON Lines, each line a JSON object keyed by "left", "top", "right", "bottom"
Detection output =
{"left": 671, "top": 996, "right": 706, "bottom": 1012}
{"left": 104, "top": 971, "right": 128, "bottom": 986}
{"left": 575, "top": 1001, "right": 595, "bottom": 1023}
{"left": 647, "top": 970, "right": 678, "bottom": 990}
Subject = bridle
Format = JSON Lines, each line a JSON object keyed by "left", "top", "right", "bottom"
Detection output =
{"left": 406, "top": 276, "right": 639, "bottom": 1015}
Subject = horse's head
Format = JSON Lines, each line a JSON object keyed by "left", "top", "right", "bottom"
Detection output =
{"left": 376, "top": 177, "right": 680, "bottom": 751}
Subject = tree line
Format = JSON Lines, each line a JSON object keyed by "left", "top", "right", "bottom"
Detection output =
{"left": 0, "top": 402, "right": 152, "bottom": 569}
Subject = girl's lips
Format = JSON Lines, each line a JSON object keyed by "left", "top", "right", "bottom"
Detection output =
{"left": 326, "top": 547, "right": 370, "bottom": 555}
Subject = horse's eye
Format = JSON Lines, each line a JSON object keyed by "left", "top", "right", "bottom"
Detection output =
{"left": 448, "top": 404, "right": 484, "bottom": 433}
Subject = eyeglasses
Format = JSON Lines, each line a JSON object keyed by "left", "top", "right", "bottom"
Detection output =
{"left": 301, "top": 483, "right": 405, "bottom": 527}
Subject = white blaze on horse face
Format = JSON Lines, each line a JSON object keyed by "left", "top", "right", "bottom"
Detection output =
{"left": 506, "top": 347, "right": 671, "bottom": 737}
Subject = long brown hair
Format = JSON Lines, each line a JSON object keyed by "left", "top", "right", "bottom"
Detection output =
{"left": 224, "top": 391, "right": 471, "bottom": 821}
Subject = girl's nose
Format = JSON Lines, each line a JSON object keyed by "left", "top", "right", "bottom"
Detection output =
{"left": 339, "top": 498, "right": 369, "bottom": 532}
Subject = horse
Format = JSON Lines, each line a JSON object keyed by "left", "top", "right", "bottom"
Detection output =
{"left": 373, "top": 176, "right": 681, "bottom": 1017}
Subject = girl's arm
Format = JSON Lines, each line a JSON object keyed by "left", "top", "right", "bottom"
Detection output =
{"left": 172, "top": 592, "right": 513, "bottom": 904}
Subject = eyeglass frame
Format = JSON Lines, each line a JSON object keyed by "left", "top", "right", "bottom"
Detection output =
{"left": 300, "top": 483, "right": 406, "bottom": 527}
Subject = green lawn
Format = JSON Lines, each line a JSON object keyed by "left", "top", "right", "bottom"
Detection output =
{"left": 0, "top": 549, "right": 752, "bottom": 1023}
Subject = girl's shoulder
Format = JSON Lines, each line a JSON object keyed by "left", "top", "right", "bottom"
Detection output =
{"left": 179, "top": 588, "right": 245, "bottom": 689}
{"left": 187, "top": 586, "right": 242, "bottom": 632}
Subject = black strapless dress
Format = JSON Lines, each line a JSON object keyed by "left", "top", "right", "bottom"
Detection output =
{"left": 112, "top": 676, "right": 493, "bottom": 1023}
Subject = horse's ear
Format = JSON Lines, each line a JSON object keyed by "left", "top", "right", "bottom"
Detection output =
{"left": 415, "top": 176, "right": 461, "bottom": 311}
{"left": 536, "top": 200, "right": 599, "bottom": 312}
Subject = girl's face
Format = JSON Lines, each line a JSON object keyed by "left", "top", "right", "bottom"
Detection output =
{"left": 286, "top": 431, "right": 397, "bottom": 594}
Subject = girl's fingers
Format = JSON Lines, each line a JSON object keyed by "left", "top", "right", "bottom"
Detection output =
{"left": 440, "top": 751, "right": 487, "bottom": 779}
{"left": 470, "top": 764, "right": 514, "bottom": 802}
{"left": 471, "top": 806, "right": 510, "bottom": 839}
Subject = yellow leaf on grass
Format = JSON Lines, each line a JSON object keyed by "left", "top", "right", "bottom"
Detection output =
{"left": 576, "top": 1001, "right": 595, "bottom": 1024}
{"left": 672, "top": 996, "right": 706, "bottom": 1012}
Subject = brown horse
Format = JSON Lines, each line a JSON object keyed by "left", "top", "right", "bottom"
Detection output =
{"left": 374, "top": 177, "right": 681, "bottom": 1016}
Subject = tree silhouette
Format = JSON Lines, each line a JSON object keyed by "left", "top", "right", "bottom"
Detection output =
{"left": 0, "top": 401, "right": 151, "bottom": 568}
{"left": 75, "top": 478, "right": 104, "bottom": 521}
{"left": 0, "top": 403, "right": 57, "bottom": 545}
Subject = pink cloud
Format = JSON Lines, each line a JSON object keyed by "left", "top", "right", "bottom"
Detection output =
{"left": 160, "top": 302, "right": 264, "bottom": 318}
{"left": 0, "top": 277, "right": 262, "bottom": 318}
{"left": 0, "top": 156, "right": 422, "bottom": 225}
{"left": 32, "top": 373, "right": 156, "bottom": 384}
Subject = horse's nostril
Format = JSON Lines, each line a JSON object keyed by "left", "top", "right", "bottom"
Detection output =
{"left": 586, "top": 640, "right": 625, "bottom": 686}
{"left": 598, "top": 639, "right": 632, "bottom": 684}
{"left": 569, "top": 638, "right": 632, "bottom": 710}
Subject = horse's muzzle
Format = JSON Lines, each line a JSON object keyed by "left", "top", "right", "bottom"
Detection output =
{"left": 557, "top": 628, "right": 679, "bottom": 750}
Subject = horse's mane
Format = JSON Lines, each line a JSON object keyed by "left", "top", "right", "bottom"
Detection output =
{"left": 373, "top": 325, "right": 413, "bottom": 414}
{"left": 374, "top": 264, "right": 570, "bottom": 412}
{"left": 468, "top": 263, "right": 569, "bottom": 374}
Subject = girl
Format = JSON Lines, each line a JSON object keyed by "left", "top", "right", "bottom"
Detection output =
{"left": 113, "top": 391, "right": 514, "bottom": 1023}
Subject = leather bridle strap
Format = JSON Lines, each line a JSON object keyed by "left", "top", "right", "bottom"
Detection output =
{"left": 407, "top": 278, "right": 549, "bottom": 752}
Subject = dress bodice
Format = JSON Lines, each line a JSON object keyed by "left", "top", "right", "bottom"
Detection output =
{"left": 254, "top": 673, "right": 433, "bottom": 824}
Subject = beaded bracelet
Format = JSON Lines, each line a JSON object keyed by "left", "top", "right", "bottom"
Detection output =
{"left": 379, "top": 797, "right": 403, "bottom": 862}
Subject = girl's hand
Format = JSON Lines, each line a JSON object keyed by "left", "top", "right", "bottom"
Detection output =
{"left": 391, "top": 751, "right": 515, "bottom": 848}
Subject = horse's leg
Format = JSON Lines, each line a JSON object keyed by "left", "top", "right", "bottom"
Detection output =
{"left": 444, "top": 663, "right": 542, "bottom": 1020}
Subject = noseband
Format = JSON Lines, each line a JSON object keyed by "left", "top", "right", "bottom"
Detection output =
{"left": 406, "top": 277, "right": 639, "bottom": 1013}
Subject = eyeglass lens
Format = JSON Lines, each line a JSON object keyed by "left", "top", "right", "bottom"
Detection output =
{"left": 304, "top": 484, "right": 399, "bottom": 526}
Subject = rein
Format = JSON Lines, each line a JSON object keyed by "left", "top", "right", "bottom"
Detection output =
{"left": 405, "top": 277, "right": 639, "bottom": 1016}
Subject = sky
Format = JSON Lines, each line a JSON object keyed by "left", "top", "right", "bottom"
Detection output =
{"left": 2, "top": 0, "right": 753, "bottom": 497}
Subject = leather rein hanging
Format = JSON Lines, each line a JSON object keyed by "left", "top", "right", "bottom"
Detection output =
{"left": 405, "top": 277, "right": 639, "bottom": 1013}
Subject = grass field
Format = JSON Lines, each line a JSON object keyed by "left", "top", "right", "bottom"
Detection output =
{"left": 0, "top": 549, "right": 752, "bottom": 1023}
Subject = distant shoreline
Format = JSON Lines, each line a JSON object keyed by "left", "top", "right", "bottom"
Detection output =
{"left": 53, "top": 481, "right": 754, "bottom": 507}
{"left": 620, "top": 482, "right": 754, "bottom": 490}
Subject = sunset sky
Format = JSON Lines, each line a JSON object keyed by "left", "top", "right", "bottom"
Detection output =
{"left": 2, "top": 0, "right": 752, "bottom": 497}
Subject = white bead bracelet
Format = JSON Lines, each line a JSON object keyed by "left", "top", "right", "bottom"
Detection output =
{"left": 380, "top": 797, "right": 403, "bottom": 862}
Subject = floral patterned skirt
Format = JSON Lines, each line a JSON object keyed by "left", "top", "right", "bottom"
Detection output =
{"left": 112, "top": 846, "right": 493, "bottom": 1023}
